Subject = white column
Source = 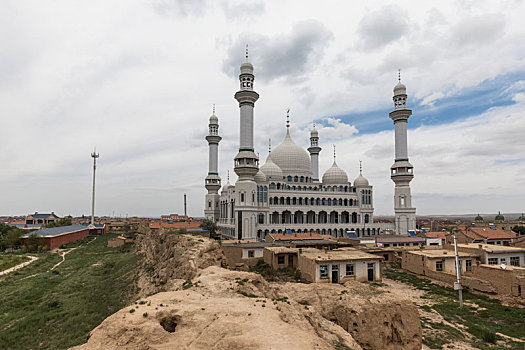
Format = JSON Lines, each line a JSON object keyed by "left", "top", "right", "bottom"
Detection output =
{"left": 394, "top": 120, "right": 408, "bottom": 160}
{"left": 240, "top": 104, "right": 254, "bottom": 150}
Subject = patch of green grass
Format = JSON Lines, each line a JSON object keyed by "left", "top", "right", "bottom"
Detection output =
{"left": 386, "top": 269, "right": 525, "bottom": 349}
{"left": 0, "top": 255, "right": 30, "bottom": 272}
{"left": 0, "top": 234, "right": 141, "bottom": 349}
{"left": 248, "top": 260, "right": 302, "bottom": 282}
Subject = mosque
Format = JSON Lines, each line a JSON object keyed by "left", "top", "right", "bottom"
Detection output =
{"left": 204, "top": 53, "right": 416, "bottom": 240}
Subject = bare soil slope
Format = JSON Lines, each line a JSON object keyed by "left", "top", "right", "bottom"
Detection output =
{"left": 73, "top": 232, "right": 422, "bottom": 350}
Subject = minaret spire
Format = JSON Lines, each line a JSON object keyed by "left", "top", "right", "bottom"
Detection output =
{"left": 234, "top": 48, "right": 259, "bottom": 240}
{"left": 308, "top": 120, "right": 322, "bottom": 182}
{"left": 359, "top": 160, "right": 362, "bottom": 175}
{"left": 286, "top": 108, "right": 290, "bottom": 129}
{"left": 204, "top": 107, "right": 222, "bottom": 222}
{"left": 268, "top": 138, "right": 271, "bottom": 153}
{"left": 390, "top": 71, "right": 416, "bottom": 234}
{"left": 333, "top": 144, "right": 336, "bottom": 161}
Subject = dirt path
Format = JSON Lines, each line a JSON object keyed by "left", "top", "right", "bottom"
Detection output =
{"left": 50, "top": 237, "right": 97, "bottom": 271}
{"left": 0, "top": 256, "right": 39, "bottom": 276}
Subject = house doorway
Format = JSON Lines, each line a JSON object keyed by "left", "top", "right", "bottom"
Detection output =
{"left": 367, "top": 263, "right": 374, "bottom": 281}
{"left": 288, "top": 255, "right": 294, "bottom": 268}
{"left": 331, "top": 265, "right": 339, "bottom": 283}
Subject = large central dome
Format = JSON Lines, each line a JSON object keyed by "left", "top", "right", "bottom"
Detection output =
{"left": 271, "top": 128, "right": 312, "bottom": 175}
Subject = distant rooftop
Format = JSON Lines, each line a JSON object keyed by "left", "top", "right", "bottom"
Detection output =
{"left": 457, "top": 243, "right": 525, "bottom": 253}
{"left": 299, "top": 247, "right": 382, "bottom": 262}
{"left": 407, "top": 249, "right": 478, "bottom": 258}
{"left": 22, "top": 225, "right": 88, "bottom": 238}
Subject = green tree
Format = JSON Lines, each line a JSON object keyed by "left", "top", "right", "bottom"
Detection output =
{"left": 511, "top": 225, "right": 525, "bottom": 235}
{"left": 0, "top": 226, "right": 24, "bottom": 251}
{"left": 24, "top": 234, "right": 45, "bottom": 252}
{"left": 200, "top": 219, "right": 218, "bottom": 238}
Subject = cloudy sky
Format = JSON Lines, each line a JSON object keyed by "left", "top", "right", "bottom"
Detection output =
{"left": 1, "top": 0, "right": 525, "bottom": 218}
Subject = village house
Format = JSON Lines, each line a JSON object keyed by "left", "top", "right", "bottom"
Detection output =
{"left": 221, "top": 240, "right": 275, "bottom": 268}
{"left": 296, "top": 247, "right": 382, "bottom": 283}
{"left": 375, "top": 235, "right": 426, "bottom": 248}
{"left": 422, "top": 231, "right": 447, "bottom": 246}
{"left": 456, "top": 243, "right": 525, "bottom": 267}
{"left": 402, "top": 249, "right": 479, "bottom": 276}
{"left": 264, "top": 246, "right": 299, "bottom": 269}
{"left": 451, "top": 226, "right": 516, "bottom": 246}
{"left": 265, "top": 232, "right": 341, "bottom": 249}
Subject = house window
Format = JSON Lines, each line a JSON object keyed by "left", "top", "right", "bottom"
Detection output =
{"left": 488, "top": 258, "right": 498, "bottom": 265}
{"left": 345, "top": 264, "right": 354, "bottom": 276}
{"left": 465, "top": 260, "right": 472, "bottom": 272}
{"left": 240, "top": 193, "right": 245, "bottom": 202}
{"left": 248, "top": 250, "right": 254, "bottom": 258}
{"left": 435, "top": 260, "right": 443, "bottom": 271}
{"left": 510, "top": 256, "right": 520, "bottom": 267}
{"left": 320, "top": 265, "right": 328, "bottom": 279}
{"left": 500, "top": 258, "right": 506, "bottom": 265}
{"left": 277, "top": 255, "right": 285, "bottom": 264}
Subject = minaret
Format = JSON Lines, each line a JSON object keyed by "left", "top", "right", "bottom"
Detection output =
{"left": 233, "top": 46, "right": 260, "bottom": 240}
{"left": 204, "top": 105, "right": 222, "bottom": 222}
{"left": 307, "top": 122, "right": 321, "bottom": 182}
{"left": 389, "top": 70, "right": 416, "bottom": 234}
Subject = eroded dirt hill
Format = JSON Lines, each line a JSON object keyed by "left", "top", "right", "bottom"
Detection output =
{"left": 72, "top": 232, "right": 422, "bottom": 350}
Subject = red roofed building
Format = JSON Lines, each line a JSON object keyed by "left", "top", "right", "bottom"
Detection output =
{"left": 452, "top": 226, "right": 516, "bottom": 246}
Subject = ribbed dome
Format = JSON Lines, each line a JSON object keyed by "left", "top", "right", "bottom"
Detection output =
{"left": 354, "top": 174, "right": 369, "bottom": 187}
{"left": 322, "top": 161, "right": 348, "bottom": 184}
{"left": 394, "top": 81, "right": 406, "bottom": 95}
{"left": 271, "top": 129, "right": 312, "bottom": 175}
{"left": 254, "top": 170, "right": 267, "bottom": 183}
{"left": 311, "top": 128, "right": 318, "bottom": 137}
{"left": 209, "top": 114, "right": 218, "bottom": 124}
{"left": 260, "top": 155, "right": 283, "bottom": 180}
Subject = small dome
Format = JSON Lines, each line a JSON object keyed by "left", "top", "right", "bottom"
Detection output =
{"left": 271, "top": 129, "right": 312, "bottom": 175}
{"left": 495, "top": 211, "right": 505, "bottom": 221}
{"left": 209, "top": 114, "right": 218, "bottom": 124}
{"left": 254, "top": 170, "right": 267, "bottom": 183}
{"left": 240, "top": 61, "right": 254, "bottom": 74}
{"left": 519, "top": 213, "right": 525, "bottom": 221}
{"left": 394, "top": 81, "right": 406, "bottom": 95}
{"left": 260, "top": 155, "right": 284, "bottom": 180}
{"left": 311, "top": 128, "right": 318, "bottom": 137}
{"left": 354, "top": 174, "right": 369, "bottom": 187}
{"left": 475, "top": 214, "right": 483, "bottom": 221}
{"left": 322, "top": 161, "right": 348, "bottom": 185}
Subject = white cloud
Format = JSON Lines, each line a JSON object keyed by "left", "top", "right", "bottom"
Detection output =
{"left": 0, "top": 1, "right": 524, "bottom": 217}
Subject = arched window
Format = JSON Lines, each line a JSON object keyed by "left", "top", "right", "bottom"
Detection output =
{"left": 258, "top": 213, "right": 264, "bottom": 224}
{"left": 300, "top": 176, "right": 304, "bottom": 182}
{"left": 270, "top": 183, "right": 275, "bottom": 189}
{"left": 294, "top": 176, "right": 298, "bottom": 182}
{"left": 292, "top": 186, "right": 296, "bottom": 190}
{"left": 338, "top": 199, "right": 342, "bottom": 206}
{"left": 263, "top": 186, "right": 268, "bottom": 202}
{"left": 287, "top": 175, "right": 292, "bottom": 182}
{"left": 327, "top": 199, "right": 332, "bottom": 206}
{"left": 277, "top": 183, "right": 281, "bottom": 190}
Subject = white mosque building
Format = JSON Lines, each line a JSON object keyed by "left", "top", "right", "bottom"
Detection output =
{"left": 204, "top": 54, "right": 416, "bottom": 240}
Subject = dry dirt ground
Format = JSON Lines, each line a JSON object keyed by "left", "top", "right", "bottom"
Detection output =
{"left": 72, "top": 230, "right": 423, "bottom": 350}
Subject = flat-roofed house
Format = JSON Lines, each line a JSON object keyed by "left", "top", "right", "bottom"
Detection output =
{"left": 402, "top": 249, "right": 480, "bottom": 276}
{"left": 264, "top": 246, "right": 299, "bottom": 269}
{"left": 456, "top": 243, "right": 525, "bottom": 267}
{"left": 376, "top": 235, "right": 426, "bottom": 247}
{"left": 297, "top": 248, "right": 382, "bottom": 283}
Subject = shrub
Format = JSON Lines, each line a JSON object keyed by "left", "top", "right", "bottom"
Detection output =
{"left": 129, "top": 309, "right": 135, "bottom": 313}
{"left": 143, "top": 312, "right": 148, "bottom": 318}
{"left": 482, "top": 330, "right": 496, "bottom": 343}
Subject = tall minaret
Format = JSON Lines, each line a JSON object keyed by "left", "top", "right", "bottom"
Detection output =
{"left": 307, "top": 122, "right": 321, "bottom": 182}
{"left": 233, "top": 46, "right": 260, "bottom": 240}
{"left": 204, "top": 105, "right": 222, "bottom": 222}
{"left": 389, "top": 71, "right": 416, "bottom": 234}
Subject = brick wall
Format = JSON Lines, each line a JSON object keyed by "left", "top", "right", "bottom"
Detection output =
{"left": 44, "top": 229, "right": 90, "bottom": 249}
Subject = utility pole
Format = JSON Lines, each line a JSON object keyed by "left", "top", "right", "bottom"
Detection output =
{"left": 453, "top": 233, "right": 464, "bottom": 308}
{"left": 184, "top": 193, "right": 188, "bottom": 232}
{"left": 90, "top": 149, "right": 99, "bottom": 228}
